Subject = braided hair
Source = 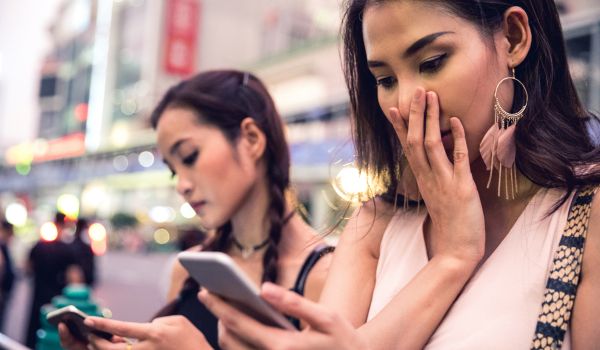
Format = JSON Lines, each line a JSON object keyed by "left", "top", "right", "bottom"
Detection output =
{"left": 150, "top": 70, "right": 291, "bottom": 283}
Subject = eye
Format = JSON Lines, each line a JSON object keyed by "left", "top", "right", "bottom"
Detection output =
{"left": 375, "top": 76, "right": 397, "bottom": 90}
{"left": 419, "top": 53, "right": 448, "bottom": 74}
{"left": 182, "top": 150, "right": 198, "bottom": 166}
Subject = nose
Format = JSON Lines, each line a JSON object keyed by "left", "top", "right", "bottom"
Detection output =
{"left": 397, "top": 83, "right": 421, "bottom": 120}
{"left": 175, "top": 173, "right": 193, "bottom": 198}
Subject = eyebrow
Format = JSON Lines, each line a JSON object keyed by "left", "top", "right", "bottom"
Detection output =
{"left": 367, "top": 31, "right": 454, "bottom": 68}
{"left": 403, "top": 31, "right": 453, "bottom": 58}
{"left": 169, "top": 138, "right": 189, "bottom": 156}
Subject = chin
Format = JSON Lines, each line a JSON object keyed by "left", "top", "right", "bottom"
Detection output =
{"left": 199, "top": 215, "right": 228, "bottom": 231}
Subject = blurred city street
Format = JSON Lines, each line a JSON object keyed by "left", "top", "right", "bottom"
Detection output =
{"left": 3, "top": 251, "right": 173, "bottom": 344}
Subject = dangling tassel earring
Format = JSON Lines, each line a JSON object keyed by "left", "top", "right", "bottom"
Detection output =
{"left": 479, "top": 67, "right": 528, "bottom": 199}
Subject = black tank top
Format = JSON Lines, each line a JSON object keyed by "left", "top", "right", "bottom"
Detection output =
{"left": 167, "top": 244, "right": 334, "bottom": 349}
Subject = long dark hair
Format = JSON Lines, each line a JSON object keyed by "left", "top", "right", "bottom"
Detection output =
{"left": 342, "top": 0, "right": 600, "bottom": 207}
{"left": 151, "top": 70, "right": 290, "bottom": 283}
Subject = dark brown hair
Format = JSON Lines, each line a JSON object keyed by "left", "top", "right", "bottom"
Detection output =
{"left": 151, "top": 70, "right": 290, "bottom": 283}
{"left": 342, "top": 0, "right": 600, "bottom": 207}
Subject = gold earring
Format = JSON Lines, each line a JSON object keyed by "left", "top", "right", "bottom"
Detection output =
{"left": 480, "top": 68, "right": 529, "bottom": 199}
{"left": 493, "top": 68, "right": 528, "bottom": 130}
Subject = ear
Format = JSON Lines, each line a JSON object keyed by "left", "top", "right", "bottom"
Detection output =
{"left": 501, "top": 6, "right": 532, "bottom": 68}
{"left": 238, "top": 117, "right": 267, "bottom": 162}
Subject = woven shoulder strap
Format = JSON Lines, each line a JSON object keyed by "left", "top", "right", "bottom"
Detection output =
{"left": 531, "top": 186, "right": 598, "bottom": 350}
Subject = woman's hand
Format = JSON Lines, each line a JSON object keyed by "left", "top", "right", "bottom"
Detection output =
{"left": 82, "top": 315, "right": 212, "bottom": 350}
{"left": 390, "top": 88, "right": 485, "bottom": 265}
{"left": 199, "top": 283, "right": 369, "bottom": 350}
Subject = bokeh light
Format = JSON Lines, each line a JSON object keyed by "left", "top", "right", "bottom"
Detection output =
{"left": 40, "top": 222, "right": 58, "bottom": 241}
{"left": 5, "top": 202, "right": 28, "bottom": 227}
{"left": 138, "top": 151, "right": 155, "bottom": 168}
{"left": 57, "top": 194, "right": 80, "bottom": 220}
{"left": 180, "top": 203, "right": 196, "bottom": 219}
{"left": 89, "top": 223, "right": 107, "bottom": 241}
{"left": 153, "top": 228, "right": 170, "bottom": 245}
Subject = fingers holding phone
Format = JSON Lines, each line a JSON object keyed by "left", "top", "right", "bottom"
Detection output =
{"left": 201, "top": 283, "right": 369, "bottom": 350}
{"left": 48, "top": 305, "right": 114, "bottom": 349}
{"left": 85, "top": 316, "right": 212, "bottom": 350}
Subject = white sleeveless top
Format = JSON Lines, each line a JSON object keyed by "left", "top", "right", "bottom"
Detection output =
{"left": 367, "top": 188, "right": 574, "bottom": 349}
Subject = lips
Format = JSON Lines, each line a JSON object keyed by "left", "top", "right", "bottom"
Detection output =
{"left": 190, "top": 200, "right": 207, "bottom": 212}
{"left": 440, "top": 129, "right": 453, "bottom": 150}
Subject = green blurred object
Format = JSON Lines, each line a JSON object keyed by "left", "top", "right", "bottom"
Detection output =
{"left": 110, "top": 212, "right": 138, "bottom": 229}
{"left": 36, "top": 284, "right": 106, "bottom": 350}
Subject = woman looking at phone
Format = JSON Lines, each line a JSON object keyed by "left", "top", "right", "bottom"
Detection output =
{"left": 59, "top": 70, "right": 332, "bottom": 350}
{"left": 199, "top": 1, "right": 600, "bottom": 349}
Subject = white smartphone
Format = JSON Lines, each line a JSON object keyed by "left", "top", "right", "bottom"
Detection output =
{"left": 178, "top": 251, "right": 297, "bottom": 330}
{"left": 46, "top": 305, "right": 113, "bottom": 342}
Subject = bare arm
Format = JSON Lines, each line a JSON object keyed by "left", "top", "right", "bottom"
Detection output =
{"left": 319, "top": 198, "right": 393, "bottom": 326}
{"left": 359, "top": 255, "right": 477, "bottom": 349}
{"left": 320, "top": 198, "right": 479, "bottom": 349}
{"left": 167, "top": 245, "right": 202, "bottom": 301}
{"left": 570, "top": 192, "right": 600, "bottom": 349}
{"left": 302, "top": 252, "right": 332, "bottom": 304}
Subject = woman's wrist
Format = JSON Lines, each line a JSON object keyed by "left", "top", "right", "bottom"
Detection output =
{"left": 431, "top": 254, "right": 480, "bottom": 282}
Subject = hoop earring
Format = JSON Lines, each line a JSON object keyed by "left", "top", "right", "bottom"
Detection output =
{"left": 479, "top": 68, "right": 528, "bottom": 199}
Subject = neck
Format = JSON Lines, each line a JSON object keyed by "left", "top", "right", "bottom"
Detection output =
{"left": 230, "top": 177, "right": 273, "bottom": 248}
{"left": 470, "top": 157, "right": 539, "bottom": 214}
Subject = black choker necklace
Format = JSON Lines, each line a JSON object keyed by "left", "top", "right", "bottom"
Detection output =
{"left": 232, "top": 235, "right": 270, "bottom": 259}
{"left": 231, "top": 211, "right": 295, "bottom": 259}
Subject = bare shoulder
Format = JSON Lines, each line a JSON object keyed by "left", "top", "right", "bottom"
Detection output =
{"left": 303, "top": 248, "right": 333, "bottom": 302}
{"left": 338, "top": 197, "right": 397, "bottom": 259}
{"left": 167, "top": 244, "right": 203, "bottom": 301}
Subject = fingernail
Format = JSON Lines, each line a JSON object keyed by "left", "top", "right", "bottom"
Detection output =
{"left": 198, "top": 289, "right": 208, "bottom": 302}
{"left": 84, "top": 318, "right": 94, "bottom": 327}
{"left": 414, "top": 88, "right": 423, "bottom": 100}
{"left": 427, "top": 91, "right": 434, "bottom": 102}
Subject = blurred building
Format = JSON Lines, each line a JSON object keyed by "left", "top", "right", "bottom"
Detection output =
{"left": 0, "top": 0, "right": 598, "bottom": 247}
{"left": 0, "top": 0, "right": 350, "bottom": 248}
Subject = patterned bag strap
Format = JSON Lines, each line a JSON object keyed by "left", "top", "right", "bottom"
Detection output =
{"left": 531, "top": 186, "right": 598, "bottom": 350}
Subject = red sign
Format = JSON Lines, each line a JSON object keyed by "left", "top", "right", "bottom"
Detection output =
{"left": 34, "top": 132, "right": 86, "bottom": 163}
{"left": 164, "top": 0, "right": 200, "bottom": 76}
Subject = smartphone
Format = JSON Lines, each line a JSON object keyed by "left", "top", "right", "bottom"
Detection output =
{"left": 178, "top": 251, "right": 297, "bottom": 330}
{"left": 46, "top": 305, "right": 113, "bottom": 342}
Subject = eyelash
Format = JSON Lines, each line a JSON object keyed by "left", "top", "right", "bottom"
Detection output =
{"left": 182, "top": 151, "right": 198, "bottom": 166}
{"left": 419, "top": 53, "right": 448, "bottom": 74}
{"left": 375, "top": 76, "right": 397, "bottom": 89}
{"left": 168, "top": 150, "right": 199, "bottom": 179}
{"left": 375, "top": 53, "right": 449, "bottom": 91}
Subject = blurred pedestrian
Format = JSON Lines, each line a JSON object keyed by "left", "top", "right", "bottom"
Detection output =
{"left": 0, "top": 220, "right": 15, "bottom": 331}
{"left": 69, "top": 217, "right": 96, "bottom": 287}
{"left": 26, "top": 212, "right": 83, "bottom": 348}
